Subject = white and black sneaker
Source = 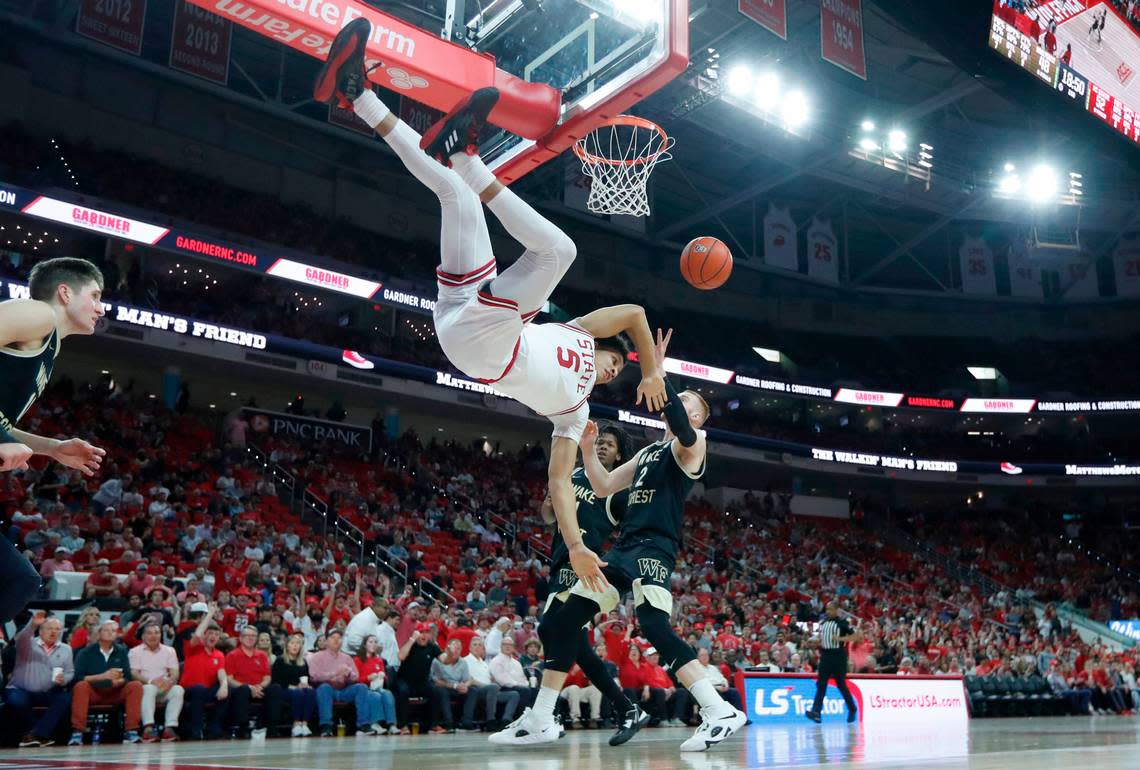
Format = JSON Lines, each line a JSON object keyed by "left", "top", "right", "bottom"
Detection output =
{"left": 487, "top": 708, "right": 560, "bottom": 746}
{"left": 608, "top": 704, "right": 651, "bottom": 747}
{"left": 679, "top": 705, "right": 747, "bottom": 752}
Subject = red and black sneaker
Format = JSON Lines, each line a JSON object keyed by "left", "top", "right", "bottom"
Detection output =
{"left": 313, "top": 17, "right": 372, "bottom": 108}
{"left": 419, "top": 87, "right": 500, "bottom": 166}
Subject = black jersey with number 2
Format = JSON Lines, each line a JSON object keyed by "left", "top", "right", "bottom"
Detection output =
{"left": 550, "top": 467, "right": 627, "bottom": 587}
{"left": 617, "top": 438, "right": 705, "bottom": 552}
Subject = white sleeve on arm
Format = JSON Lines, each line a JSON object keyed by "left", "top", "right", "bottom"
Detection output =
{"left": 549, "top": 402, "right": 589, "bottom": 442}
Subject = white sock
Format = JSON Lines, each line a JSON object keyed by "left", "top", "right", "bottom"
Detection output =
{"left": 450, "top": 152, "right": 497, "bottom": 197}
{"left": 533, "top": 686, "right": 560, "bottom": 720}
{"left": 353, "top": 90, "right": 391, "bottom": 129}
{"left": 688, "top": 678, "right": 731, "bottom": 714}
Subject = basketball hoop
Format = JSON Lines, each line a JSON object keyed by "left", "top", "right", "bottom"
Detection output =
{"left": 572, "top": 115, "right": 674, "bottom": 217}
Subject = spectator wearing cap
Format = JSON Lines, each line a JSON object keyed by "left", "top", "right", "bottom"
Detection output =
{"left": 128, "top": 622, "right": 183, "bottom": 742}
{"left": 180, "top": 605, "right": 230, "bottom": 740}
{"left": 70, "top": 620, "right": 144, "bottom": 745}
{"left": 40, "top": 547, "right": 75, "bottom": 580}
{"left": 83, "top": 559, "right": 122, "bottom": 600}
{"left": 394, "top": 601, "right": 424, "bottom": 646}
{"left": 618, "top": 643, "right": 666, "bottom": 726}
{"left": 6, "top": 613, "right": 74, "bottom": 747}
{"left": 394, "top": 621, "right": 443, "bottom": 733}
{"left": 644, "top": 647, "right": 691, "bottom": 727}
{"left": 489, "top": 635, "right": 536, "bottom": 709}
{"left": 513, "top": 618, "right": 538, "bottom": 650}
{"left": 124, "top": 564, "right": 156, "bottom": 598}
{"left": 224, "top": 626, "right": 277, "bottom": 738}
{"left": 307, "top": 629, "right": 376, "bottom": 736}
{"left": 222, "top": 588, "right": 258, "bottom": 637}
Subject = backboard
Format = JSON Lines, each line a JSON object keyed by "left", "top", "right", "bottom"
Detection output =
{"left": 466, "top": 0, "right": 689, "bottom": 183}
{"left": 185, "top": 0, "right": 686, "bottom": 183}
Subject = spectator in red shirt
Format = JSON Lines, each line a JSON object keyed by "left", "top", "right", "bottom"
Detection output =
{"left": 353, "top": 635, "right": 397, "bottom": 732}
{"left": 618, "top": 644, "right": 666, "bottom": 726}
{"left": 221, "top": 590, "right": 258, "bottom": 636}
{"left": 646, "top": 648, "right": 691, "bottom": 727}
{"left": 69, "top": 607, "right": 103, "bottom": 650}
{"left": 180, "top": 605, "right": 230, "bottom": 740}
{"left": 123, "top": 563, "right": 155, "bottom": 598}
{"left": 447, "top": 615, "right": 478, "bottom": 657}
{"left": 327, "top": 593, "right": 354, "bottom": 627}
{"left": 224, "top": 626, "right": 275, "bottom": 738}
{"left": 83, "top": 559, "right": 121, "bottom": 599}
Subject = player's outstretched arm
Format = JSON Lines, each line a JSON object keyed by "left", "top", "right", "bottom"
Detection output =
{"left": 578, "top": 421, "right": 638, "bottom": 497}
{"left": 549, "top": 436, "right": 609, "bottom": 593}
{"left": 6, "top": 427, "right": 105, "bottom": 476}
{"left": 0, "top": 299, "right": 56, "bottom": 348}
{"left": 575, "top": 304, "right": 666, "bottom": 412}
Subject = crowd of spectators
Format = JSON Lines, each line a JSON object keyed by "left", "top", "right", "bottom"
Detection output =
{"left": 3, "top": 381, "right": 1140, "bottom": 746}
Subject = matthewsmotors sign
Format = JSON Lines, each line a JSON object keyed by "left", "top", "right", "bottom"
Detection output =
{"left": 243, "top": 408, "right": 371, "bottom": 452}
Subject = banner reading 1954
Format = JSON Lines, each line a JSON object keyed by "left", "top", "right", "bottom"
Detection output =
{"left": 820, "top": 0, "right": 867, "bottom": 80}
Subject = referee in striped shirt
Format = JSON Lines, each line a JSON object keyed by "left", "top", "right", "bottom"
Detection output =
{"left": 806, "top": 601, "right": 861, "bottom": 724}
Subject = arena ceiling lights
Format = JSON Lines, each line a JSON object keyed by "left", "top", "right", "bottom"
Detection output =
{"left": 723, "top": 65, "right": 810, "bottom": 134}
{"left": 995, "top": 162, "right": 1083, "bottom": 206}
{"left": 850, "top": 120, "right": 933, "bottom": 188}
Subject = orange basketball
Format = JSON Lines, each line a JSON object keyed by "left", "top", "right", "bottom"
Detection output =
{"left": 680, "top": 236, "right": 732, "bottom": 290}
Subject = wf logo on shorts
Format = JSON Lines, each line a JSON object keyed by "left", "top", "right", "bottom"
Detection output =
{"left": 637, "top": 558, "right": 669, "bottom": 582}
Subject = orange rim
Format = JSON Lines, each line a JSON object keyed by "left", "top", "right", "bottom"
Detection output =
{"left": 572, "top": 115, "right": 672, "bottom": 168}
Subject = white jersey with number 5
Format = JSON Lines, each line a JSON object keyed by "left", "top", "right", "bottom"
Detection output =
{"left": 495, "top": 321, "right": 596, "bottom": 441}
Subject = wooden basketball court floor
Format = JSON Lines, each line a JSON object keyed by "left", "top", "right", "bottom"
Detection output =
{"left": 5, "top": 717, "right": 1140, "bottom": 770}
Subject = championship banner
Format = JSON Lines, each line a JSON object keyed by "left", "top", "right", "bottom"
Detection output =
{"left": 1060, "top": 258, "right": 1100, "bottom": 300}
{"left": 959, "top": 235, "right": 996, "bottom": 295}
{"left": 763, "top": 204, "right": 798, "bottom": 270}
{"left": 169, "top": 0, "right": 233, "bottom": 85}
{"left": 806, "top": 217, "right": 839, "bottom": 284}
{"left": 739, "top": 0, "right": 787, "bottom": 40}
{"left": 1008, "top": 239, "right": 1043, "bottom": 299}
{"left": 329, "top": 99, "right": 374, "bottom": 136}
{"left": 398, "top": 96, "right": 445, "bottom": 136}
{"left": 820, "top": 0, "right": 867, "bottom": 80}
{"left": 76, "top": 0, "right": 147, "bottom": 56}
{"left": 1113, "top": 235, "right": 1140, "bottom": 297}
{"left": 242, "top": 408, "right": 372, "bottom": 452}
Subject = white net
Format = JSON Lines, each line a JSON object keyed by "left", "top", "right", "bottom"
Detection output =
{"left": 573, "top": 117, "right": 674, "bottom": 217}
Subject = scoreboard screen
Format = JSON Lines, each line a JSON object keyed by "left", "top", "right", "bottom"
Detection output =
{"left": 989, "top": 1, "right": 1140, "bottom": 145}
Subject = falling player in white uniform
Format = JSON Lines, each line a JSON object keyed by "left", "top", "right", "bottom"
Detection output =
{"left": 314, "top": 19, "right": 667, "bottom": 593}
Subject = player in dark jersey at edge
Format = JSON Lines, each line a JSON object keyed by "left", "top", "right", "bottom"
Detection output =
{"left": 491, "top": 330, "right": 747, "bottom": 751}
{"left": 530, "top": 422, "right": 649, "bottom": 746}
{"left": 0, "top": 257, "right": 107, "bottom": 622}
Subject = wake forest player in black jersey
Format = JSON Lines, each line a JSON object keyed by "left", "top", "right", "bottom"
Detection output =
{"left": 526, "top": 424, "right": 647, "bottom": 746}
{"left": 0, "top": 258, "right": 107, "bottom": 621}
{"left": 491, "top": 330, "right": 747, "bottom": 752}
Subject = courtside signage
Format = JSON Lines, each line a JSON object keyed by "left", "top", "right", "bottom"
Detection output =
{"left": 738, "top": 673, "right": 968, "bottom": 726}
